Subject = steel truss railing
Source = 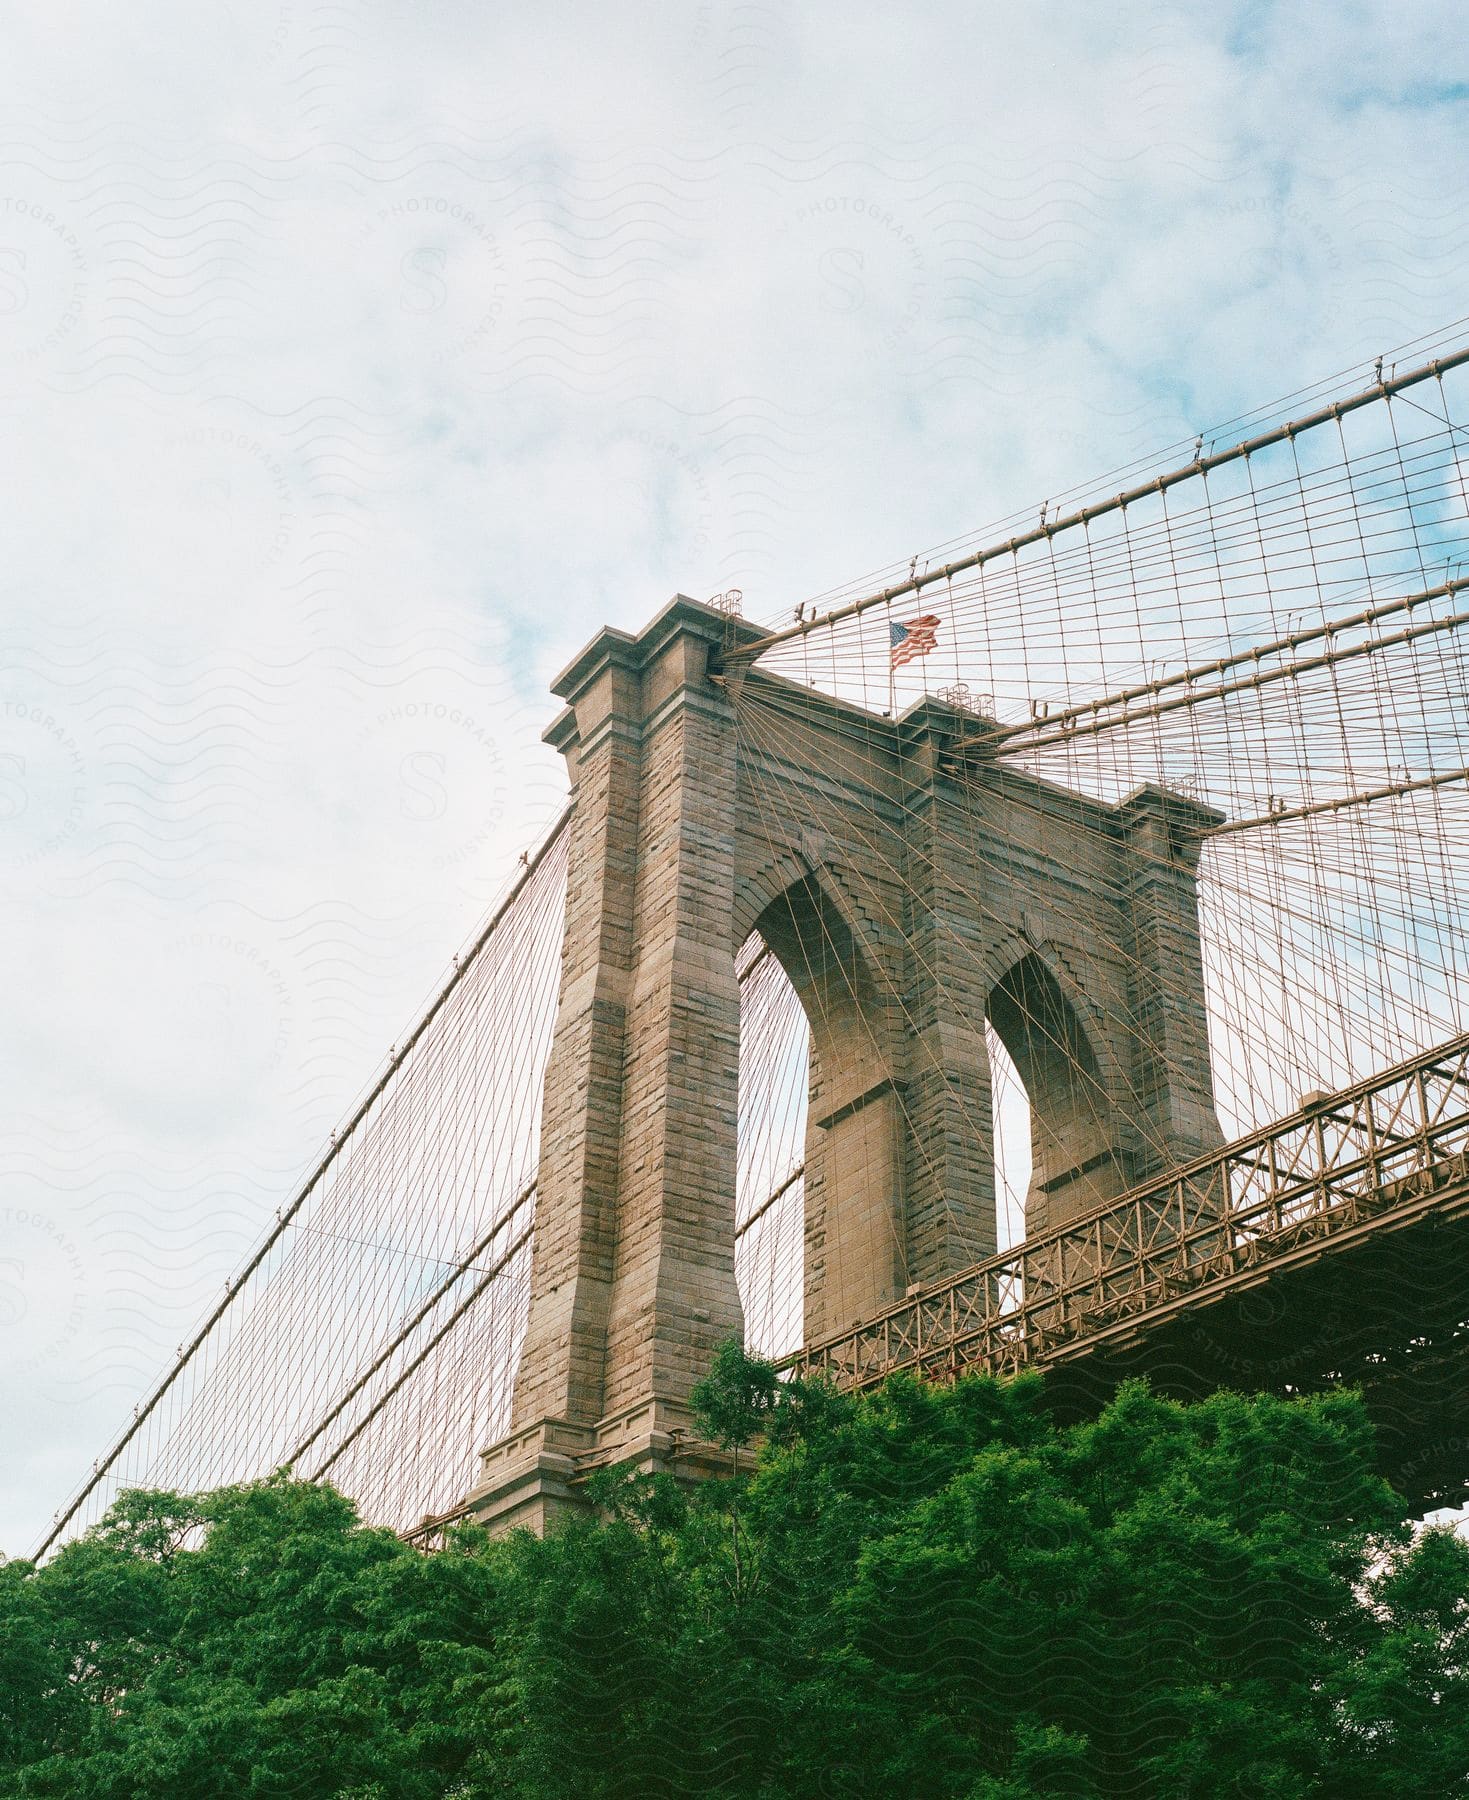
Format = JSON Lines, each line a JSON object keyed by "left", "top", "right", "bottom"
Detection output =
{"left": 781, "top": 1034, "right": 1469, "bottom": 1391}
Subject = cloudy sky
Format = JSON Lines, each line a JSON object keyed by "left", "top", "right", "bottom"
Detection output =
{"left": 2, "top": 2, "right": 1467, "bottom": 1551}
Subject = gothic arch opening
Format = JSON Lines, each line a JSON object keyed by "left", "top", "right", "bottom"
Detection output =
{"left": 986, "top": 953, "right": 1121, "bottom": 1236}
{"left": 735, "top": 872, "right": 904, "bottom": 1347}
{"left": 734, "top": 933, "right": 808, "bottom": 1358}
{"left": 986, "top": 1023, "right": 1031, "bottom": 1251}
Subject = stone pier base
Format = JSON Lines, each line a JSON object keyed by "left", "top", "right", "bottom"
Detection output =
{"left": 467, "top": 1403, "right": 738, "bottom": 1537}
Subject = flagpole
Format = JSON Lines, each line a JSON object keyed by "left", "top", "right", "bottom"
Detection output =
{"left": 888, "top": 616, "right": 896, "bottom": 718}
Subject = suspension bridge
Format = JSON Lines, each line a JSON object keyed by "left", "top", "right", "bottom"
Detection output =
{"left": 36, "top": 322, "right": 1469, "bottom": 1553}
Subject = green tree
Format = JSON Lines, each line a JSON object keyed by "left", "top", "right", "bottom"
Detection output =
{"left": 4, "top": 1358, "right": 1469, "bottom": 1797}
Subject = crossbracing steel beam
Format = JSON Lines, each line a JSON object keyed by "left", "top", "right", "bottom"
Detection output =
{"left": 780, "top": 1032, "right": 1469, "bottom": 1395}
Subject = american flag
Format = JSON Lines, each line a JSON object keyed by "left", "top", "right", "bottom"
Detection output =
{"left": 890, "top": 613, "right": 941, "bottom": 670}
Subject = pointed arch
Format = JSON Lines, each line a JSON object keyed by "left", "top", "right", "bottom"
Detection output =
{"left": 743, "top": 869, "right": 905, "bottom": 1339}
{"left": 986, "top": 950, "right": 1124, "bottom": 1234}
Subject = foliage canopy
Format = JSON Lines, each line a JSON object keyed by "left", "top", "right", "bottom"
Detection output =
{"left": 4, "top": 1354, "right": 1468, "bottom": 1796}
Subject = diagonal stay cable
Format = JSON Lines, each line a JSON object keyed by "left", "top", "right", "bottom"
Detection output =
{"left": 33, "top": 806, "right": 572, "bottom": 1560}
{"left": 304, "top": 1221, "right": 535, "bottom": 1484}
{"left": 283, "top": 1180, "right": 538, "bottom": 1471}
{"left": 731, "top": 344, "right": 1469, "bottom": 662}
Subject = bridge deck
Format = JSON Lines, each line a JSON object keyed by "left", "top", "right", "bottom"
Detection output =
{"left": 781, "top": 1034, "right": 1469, "bottom": 1511}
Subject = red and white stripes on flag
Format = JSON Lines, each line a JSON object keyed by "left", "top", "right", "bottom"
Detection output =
{"left": 890, "top": 613, "right": 941, "bottom": 670}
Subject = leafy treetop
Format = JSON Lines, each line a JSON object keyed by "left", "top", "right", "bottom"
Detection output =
{"left": 3, "top": 1349, "right": 1467, "bottom": 1797}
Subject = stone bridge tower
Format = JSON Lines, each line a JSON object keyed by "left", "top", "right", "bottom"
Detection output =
{"left": 471, "top": 597, "right": 1223, "bottom": 1530}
